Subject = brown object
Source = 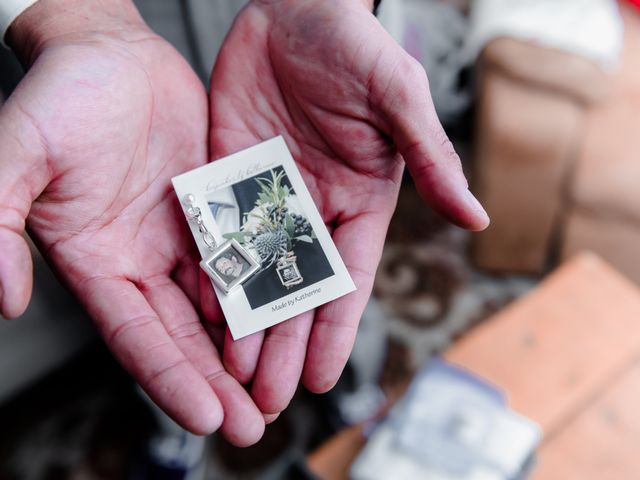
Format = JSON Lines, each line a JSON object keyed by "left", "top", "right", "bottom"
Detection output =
{"left": 473, "top": 67, "right": 581, "bottom": 272}
{"left": 480, "top": 37, "right": 610, "bottom": 105}
{"left": 307, "top": 253, "right": 640, "bottom": 477}
{"left": 447, "top": 252, "right": 640, "bottom": 478}
{"left": 561, "top": 5, "right": 640, "bottom": 281}
{"left": 306, "top": 425, "right": 367, "bottom": 480}
{"left": 571, "top": 54, "right": 640, "bottom": 222}
{"left": 532, "top": 361, "right": 640, "bottom": 480}
{"left": 562, "top": 212, "right": 640, "bottom": 284}
{"left": 445, "top": 252, "right": 640, "bottom": 436}
{"left": 306, "top": 378, "right": 410, "bottom": 480}
{"left": 473, "top": 4, "right": 640, "bottom": 281}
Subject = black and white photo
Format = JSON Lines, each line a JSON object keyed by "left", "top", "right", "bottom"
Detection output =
{"left": 199, "top": 239, "right": 261, "bottom": 295}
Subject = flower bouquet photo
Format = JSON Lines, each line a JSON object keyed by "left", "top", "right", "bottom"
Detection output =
{"left": 223, "top": 169, "right": 317, "bottom": 288}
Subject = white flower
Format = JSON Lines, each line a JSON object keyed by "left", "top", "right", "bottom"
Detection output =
{"left": 240, "top": 195, "right": 305, "bottom": 234}
{"left": 241, "top": 203, "right": 273, "bottom": 234}
{"left": 284, "top": 195, "right": 303, "bottom": 216}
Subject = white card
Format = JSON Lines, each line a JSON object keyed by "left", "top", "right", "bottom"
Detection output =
{"left": 172, "top": 136, "right": 356, "bottom": 339}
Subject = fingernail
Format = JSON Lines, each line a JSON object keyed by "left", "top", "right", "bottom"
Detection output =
{"left": 464, "top": 189, "right": 490, "bottom": 230}
{"left": 264, "top": 412, "right": 280, "bottom": 424}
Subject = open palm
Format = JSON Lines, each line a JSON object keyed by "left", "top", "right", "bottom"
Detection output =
{"left": 209, "top": 0, "right": 489, "bottom": 416}
{"left": 0, "top": 23, "right": 265, "bottom": 445}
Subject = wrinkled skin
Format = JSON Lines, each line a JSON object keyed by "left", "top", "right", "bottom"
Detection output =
{"left": 0, "top": 2, "right": 267, "bottom": 446}
{"left": 208, "top": 0, "right": 488, "bottom": 417}
{"left": 0, "top": 0, "right": 487, "bottom": 446}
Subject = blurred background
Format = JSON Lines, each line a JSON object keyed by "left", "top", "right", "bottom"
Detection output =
{"left": 2, "top": 0, "right": 640, "bottom": 479}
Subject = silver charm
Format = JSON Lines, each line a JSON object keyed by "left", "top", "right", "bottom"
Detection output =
{"left": 183, "top": 194, "right": 260, "bottom": 295}
{"left": 276, "top": 252, "right": 304, "bottom": 288}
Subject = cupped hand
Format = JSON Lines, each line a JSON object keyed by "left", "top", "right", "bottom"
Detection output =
{"left": 0, "top": 0, "right": 265, "bottom": 446}
{"left": 209, "top": 0, "right": 489, "bottom": 416}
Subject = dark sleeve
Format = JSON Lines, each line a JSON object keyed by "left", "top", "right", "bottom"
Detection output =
{"left": 373, "top": 0, "right": 382, "bottom": 15}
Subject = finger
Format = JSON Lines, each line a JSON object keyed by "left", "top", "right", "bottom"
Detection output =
{"left": 371, "top": 52, "right": 489, "bottom": 231}
{"left": 264, "top": 412, "right": 280, "bottom": 424}
{"left": 199, "top": 269, "right": 224, "bottom": 324}
{"left": 251, "top": 311, "right": 314, "bottom": 414}
{"left": 207, "top": 102, "right": 269, "bottom": 389}
{"left": 193, "top": 240, "right": 264, "bottom": 386}
{"left": 0, "top": 97, "right": 49, "bottom": 318}
{"left": 141, "top": 275, "right": 266, "bottom": 447}
{"left": 199, "top": 271, "right": 227, "bottom": 354}
{"left": 223, "top": 327, "right": 264, "bottom": 385}
{"left": 171, "top": 255, "right": 201, "bottom": 310}
{"left": 303, "top": 211, "right": 388, "bottom": 393}
{"left": 79, "top": 276, "right": 223, "bottom": 436}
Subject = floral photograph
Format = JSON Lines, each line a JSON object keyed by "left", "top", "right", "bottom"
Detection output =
{"left": 207, "top": 167, "right": 334, "bottom": 309}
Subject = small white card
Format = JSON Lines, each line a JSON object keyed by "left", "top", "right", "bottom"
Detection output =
{"left": 172, "top": 136, "right": 356, "bottom": 339}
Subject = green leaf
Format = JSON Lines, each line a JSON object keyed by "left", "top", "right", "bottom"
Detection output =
{"left": 223, "top": 232, "right": 249, "bottom": 243}
{"left": 255, "top": 178, "right": 271, "bottom": 195}
{"left": 284, "top": 214, "right": 295, "bottom": 238}
{"left": 296, "top": 235, "right": 313, "bottom": 243}
{"left": 257, "top": 192, "right": 270, "bottom": 205}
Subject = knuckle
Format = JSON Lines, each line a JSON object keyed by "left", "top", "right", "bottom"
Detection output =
{"left": 106, "top": 315, "right": 156, "bottom": 347}
{"left": 167, "top": 321, "right": 203, "bottom": 341}
{"left": 384, "top": 55, "right": 432, "bottom": 114}
{"left": 432, "top": 128, "right": 460, "bottom": 161}
{"left": 267, "top": 327, "right": 307, "bottom": 347}
{"left": 204, "top": 369, "right": 228, "bottom": 385}
{"left": 402, "top": 56, "right": 430, "bottom": 92}
{"left": 146, "top": 357, "right": 190, "bottom": 387}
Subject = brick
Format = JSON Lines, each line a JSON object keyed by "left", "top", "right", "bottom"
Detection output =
{"left": 444, "top": 252, "right": 640, "bottom": 436}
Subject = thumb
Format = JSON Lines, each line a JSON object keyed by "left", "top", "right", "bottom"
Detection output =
{"left": 372, "top": 53, "right": 489, "bottom": 231}
{"left": 0, "top": 96, "right": 48, "bottom": 318}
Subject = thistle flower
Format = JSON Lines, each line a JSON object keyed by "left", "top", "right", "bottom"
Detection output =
{"left": 253, "top": 228, "right": 289, "bottom": 268}
{"left": 223, "top": 168, "right": 316, "bottom": 270}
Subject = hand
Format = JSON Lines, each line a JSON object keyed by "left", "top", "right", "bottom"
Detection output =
{"left": 0, "top": 0, "right": 267, "bottom": 445}
{"left": 209, "top": 0, "right": 489, "bottom": 416}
